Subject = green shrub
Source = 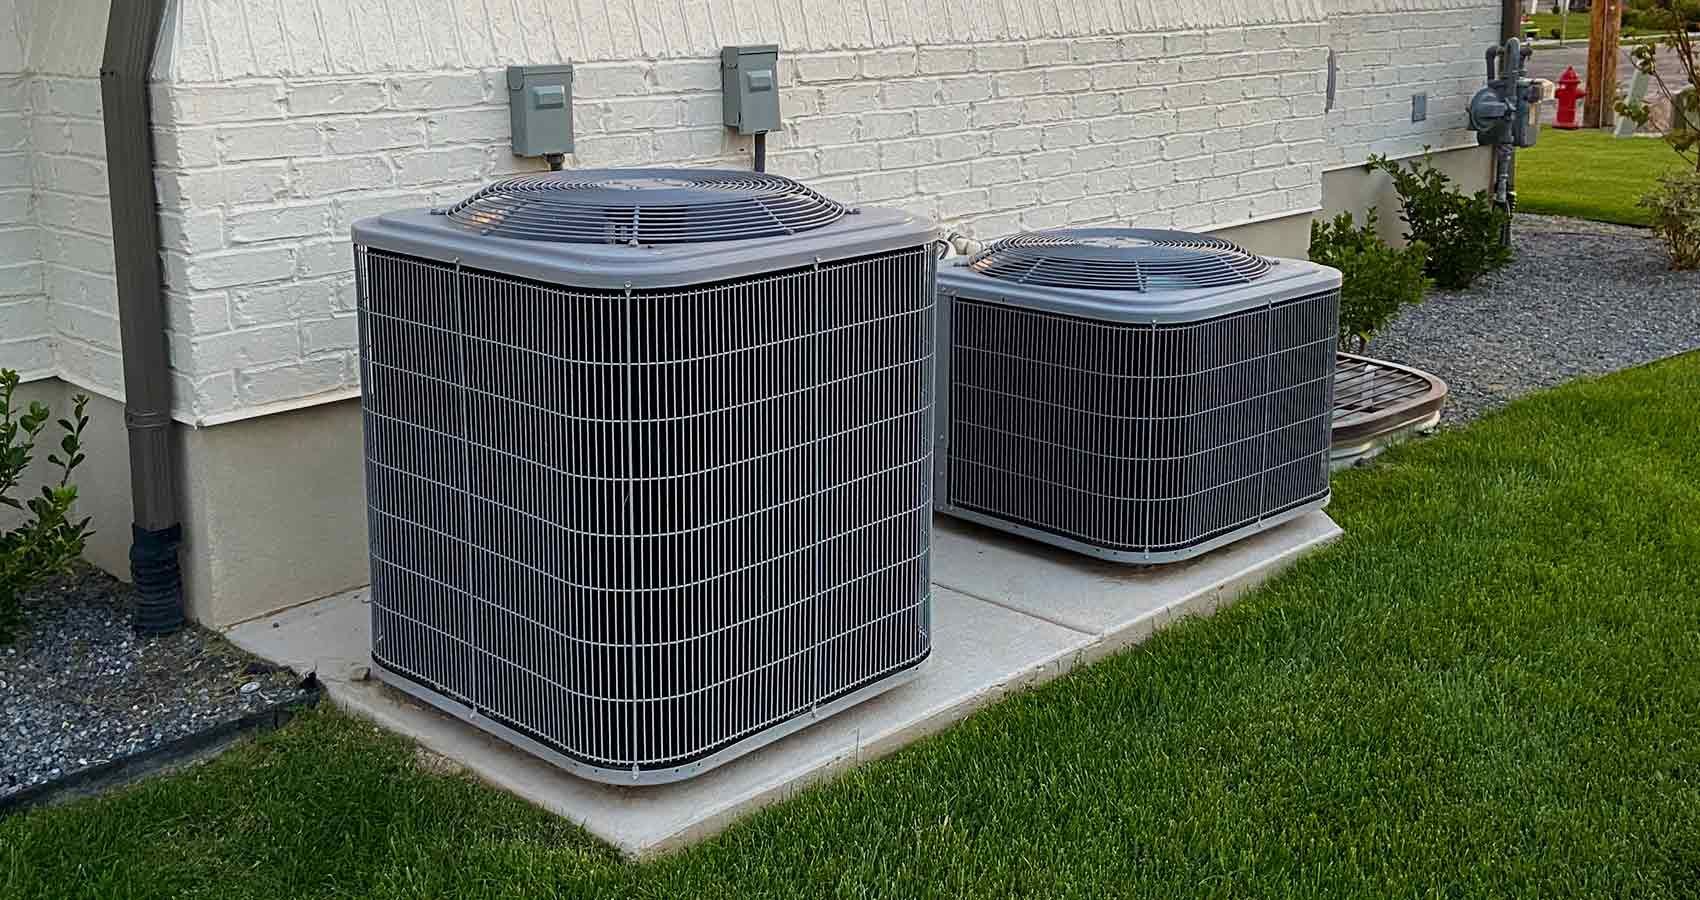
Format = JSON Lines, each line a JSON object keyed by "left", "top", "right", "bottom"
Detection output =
{"left": 1309, "top": 210, "right": 1432, "bottom": 352}
{"left": 1640, "top": 170, "right": 1700, "bottom": 269}
{"left": 1618, "top": 1, "right": 1700, "bottom": 266}
{"left": 1617, "top": 0, "right": 1700, "bottom": 171}
{"left": 1368, "top": 152, "right": 1512, "bottom": 290}
{"left": 1623, "top": 3, "right": 1700, "bottom": 38}
{"left": 1, "top": 369, "right": 92, "bottom": 643}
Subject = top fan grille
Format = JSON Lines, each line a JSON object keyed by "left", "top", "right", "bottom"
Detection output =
{"left": 967, "top": 227, "right": 1273, "bottom": 291}
{"left": 443, "top": 168, "right": 849, "bottom": 244}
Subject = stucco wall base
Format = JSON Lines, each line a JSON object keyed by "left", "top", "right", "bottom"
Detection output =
{"left": 1209, "top": 211, "right": 1316, "bottom": 259}
{"left": 14, "top": 207, "right": 1323, "bottom": 628}
{"left": 175, "top": 397, "right": 367, "bottom": 627}
{"left": 1321, "top": 145, "right": 1495, "bottom": 246}
{"left": 95, "top": 208, "right": 1328, "bottom": 629}
{"left": 15, "top": 145, "right": 1492, "bottom": 628}
{"left": 7, "top": 379, "right": 367, "bottom": 628}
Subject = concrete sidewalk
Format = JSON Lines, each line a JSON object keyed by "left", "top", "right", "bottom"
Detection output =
{"left": 228, "top": 511, "right": 1341, "bottom": 858}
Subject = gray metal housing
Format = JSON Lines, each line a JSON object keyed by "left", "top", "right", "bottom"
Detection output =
{"left": 721, "top": 44, "right": 781, "bottom": 135}
{"left": 352, "top": 204, "right": 927, "bottom": 290}
{"left": 353, "top": 186, "right": 940, "bottom": 785}
{"left": 506, "top": 64, "right": 575, "bottom": 157}
{"left": 934, "top": 252, "right": 1342, "bottom": 564}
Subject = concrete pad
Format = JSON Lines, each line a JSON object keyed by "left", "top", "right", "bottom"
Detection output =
{"left": 230, "top": 584, "right": 1095, "bottom": 858}
{"left": 226, "top": 512, "right": 1340, "bottom": 858}
{"left": 932, "top": 511, "right": 1342, "bottom": 660}
{"left": 228, "top": 586, "right": 374, "bottom": 681}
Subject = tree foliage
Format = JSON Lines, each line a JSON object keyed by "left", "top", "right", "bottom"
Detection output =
{"left": 1617, "top": 0, "right": 1700, "bottom": 172}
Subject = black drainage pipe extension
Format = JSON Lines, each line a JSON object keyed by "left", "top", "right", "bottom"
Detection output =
{"left": 102, "top": 0, "right": 185, "bottom": 635}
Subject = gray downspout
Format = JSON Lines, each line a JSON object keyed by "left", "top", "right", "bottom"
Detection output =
{"left": 101, "top": 0, "right": 185, "bottom": 635}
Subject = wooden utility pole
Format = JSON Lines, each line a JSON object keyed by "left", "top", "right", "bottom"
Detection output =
{"left": 1584, "top": 0, "right": 1622, "bottom": 127}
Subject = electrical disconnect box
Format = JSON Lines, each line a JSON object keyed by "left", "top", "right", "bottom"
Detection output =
{"left": 507, "top": 64, "right": 574, "bottom": 158}
{"left": 1469, "top": 38, "right": 1540, "bottom": 148}
{"left": 721, "top": 45, "right": 781, "bottom": 135}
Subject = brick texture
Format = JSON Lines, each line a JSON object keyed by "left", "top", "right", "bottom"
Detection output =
{"left": 9, "top": 0, "right": 1502, "bottom": 422}
{"left": 2, "top": 0, "right": 123, "bottom": 395}
{"left": 1325, "top": 6, "right": 1501, "bottom": 167}
{"left": 1, "top": 0, "right": 50, "bottom": 380}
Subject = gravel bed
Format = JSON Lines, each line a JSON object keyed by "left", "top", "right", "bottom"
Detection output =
{"left": 1, "top": 565, "right": 309, "bottom": 800}
{"left": 1369, "top": 214, "right": 1700, "bottom": 424}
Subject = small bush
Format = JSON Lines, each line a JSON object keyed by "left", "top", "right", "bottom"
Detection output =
{"left": 1369, "top": 152, "right": 1512, "bottom": 290}
{"left": 1623, "top": 4, "right": 1700, "bottom": 36}
{"left": 1640, "top": 170, "right": 1700, "bottom": 269}
{"left": 1618, "top": 0, "right": 1700, "bottom": 171}
{"left": 1309, "top": 210, "right": 1432, "bottom": 352}
{"left": 1, "top": 369, "right": 92, "bottom": 643}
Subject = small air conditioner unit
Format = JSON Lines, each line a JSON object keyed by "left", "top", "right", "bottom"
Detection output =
{"left": 351, "top": 169, "right": 938, "bottom": 784}
{"left": 934, "top": 228, "right": 1340, "bottom": 563}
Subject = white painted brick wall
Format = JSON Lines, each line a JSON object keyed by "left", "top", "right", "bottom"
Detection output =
{"left": 1325, "top": 3, "right": 1502, "bottom": 168}
{"left": 3, "top": 0, "right": 1502, "bottom": 422}
{"left": 3, "top": 0, "right": 121, "bottom": 392}
{"left": 28, "top": 73, "right": 122, "bottom": 399}
{"left": 1, "top": 0, "right": 50, "bottom": 379}
{"left": 148, "top": 20, "right": 1333, "bottom": 421}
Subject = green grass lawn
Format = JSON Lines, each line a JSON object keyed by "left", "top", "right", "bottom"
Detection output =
{"left": 1528, "top": 11, "right": 1658, "bottom": 40}
{"left": 7, "top": 354, "right": 1700, "bottom": 899}
{"left": 1517, "top": 128, "right": 1690, "bottom": 225}
{"left": 1530, "top": 11, "right": 1590, "bottom": 40}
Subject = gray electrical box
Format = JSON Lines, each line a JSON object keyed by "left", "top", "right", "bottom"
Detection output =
{"left": 1411, "top": 92, "right": 1427, "bottom": 122}
{"left": 507, "top": 64, "right": 574, "bottom": 157}
{"left": 721, "top": 45, "right": 780, "bottom": 134}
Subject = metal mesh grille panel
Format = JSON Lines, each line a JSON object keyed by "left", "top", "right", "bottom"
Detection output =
{"left": 356, "top": 246, "right": 934, "bottom": 774}
{"left": 947, "top": 290, "right": 1338, "bottom": 556}
{"left": 444, "top": 169, "right": 847, "bottom": 244}
{"left": 967, "top": 228, "right": 1273, "bottom": 291}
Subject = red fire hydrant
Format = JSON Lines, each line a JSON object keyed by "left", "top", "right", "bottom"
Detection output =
{"left": 1555, "top": 66, "right": 1586, "bottom": 130}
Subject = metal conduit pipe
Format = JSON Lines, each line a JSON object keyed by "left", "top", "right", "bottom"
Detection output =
{"left": 1497, "top": 0, "right": 1523, "bottom": 245}
{"left": 101, "top": 0, "right": 185, "bottom": 635}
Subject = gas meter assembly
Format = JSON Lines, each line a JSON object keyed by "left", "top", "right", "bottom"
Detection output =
{"left": 1470, "top": 37, "right": 1541, "bottom": 148}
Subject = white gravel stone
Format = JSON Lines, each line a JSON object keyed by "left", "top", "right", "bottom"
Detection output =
{"left": 1, "top": 566, "right": 310, "bottom": 799}
{"left": 1370, "top": 214, "right": 1700, "bottom": 424}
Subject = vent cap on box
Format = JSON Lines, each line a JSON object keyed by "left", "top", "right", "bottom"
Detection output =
{"left": 968, "top": 227, "right": 1272, "bottom": 292}
{"left": 443, "top": 168, "right": 847, "bottom": 245}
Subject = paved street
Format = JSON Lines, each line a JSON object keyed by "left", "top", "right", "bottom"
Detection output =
{"left": 1527, "top": 39, "right": 1688, "bottom": 125}
{"left": 1529, "top": 38, "right": 1687, "bottom": 92}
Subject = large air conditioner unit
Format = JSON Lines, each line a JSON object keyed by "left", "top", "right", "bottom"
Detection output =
{"left": 351, "top": 169, "right": 938, "bottom": 784}
{"left": 934, "top": 228, "right": 1340, "bottom": 563}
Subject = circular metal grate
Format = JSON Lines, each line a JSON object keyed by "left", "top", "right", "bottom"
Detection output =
{"left": 443, "top": 168, "right": 848, "bottom": 245}
{"left": 1332, "top": 352, "right": 1449, "bottom": 444}
{"left": 968, "top": 227, "right": 1272, "bottom": 291}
